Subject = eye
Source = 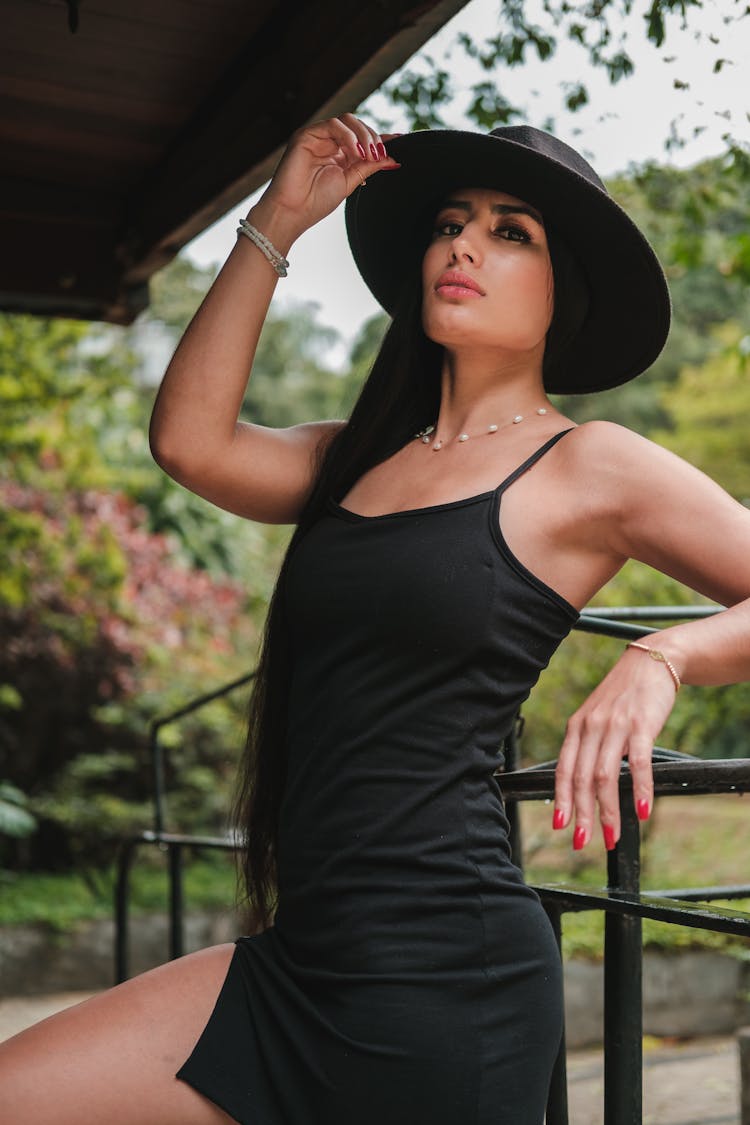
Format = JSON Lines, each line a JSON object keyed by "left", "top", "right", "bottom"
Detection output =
{"left": 499, "top": 223, "right": 532, "bottom": 244}
{"left": 432, "top": 219, "right": 532, "bottom": 243}
{"left": 432, "top": 219, "right": 462, "bottom": 237}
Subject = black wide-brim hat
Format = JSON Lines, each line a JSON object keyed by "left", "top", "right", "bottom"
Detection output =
{"left": 344, "top": 125, "right": 672, "bottom": 395}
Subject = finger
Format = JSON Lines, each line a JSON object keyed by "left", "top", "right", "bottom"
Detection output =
{"left": 359, "top": 120, "right": 388, "bottom": 162}
{"left": 593, "top": 722, "right": 630, "bottom": 850}
{"left": 569, "top": 714, "right": 607, "bottom": 851}
{"left": 627, "top": 730, "right": 655, "bottom": 823}
{"left": 318, "top": 114, "right": 373, "bottom": 165}
{"left": 337, "top": 113, "right": 383, "bottom": 162}
{"left": 553, "top": 716, "right": 581, "bottom": 831}
{"left": 339, "top": 114, "right": 402, "bottom": 163}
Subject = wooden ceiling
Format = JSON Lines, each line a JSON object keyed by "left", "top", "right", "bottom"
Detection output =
{"left": 0, "top": 0, "right": 468, "bottom": 324}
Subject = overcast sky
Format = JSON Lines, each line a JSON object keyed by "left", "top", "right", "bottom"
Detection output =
{"left": 183, "top": 0, "right": 749, "bottom": 369}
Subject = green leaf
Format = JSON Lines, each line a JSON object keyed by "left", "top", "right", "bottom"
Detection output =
{"left": 0, "top": 684, "right": 23, "bottom": 710}
{"left": 564, "top": 82, "right": 589, "bottom": 111}
{"left": 0, "top": 783, "right": 38, "bottom": 837}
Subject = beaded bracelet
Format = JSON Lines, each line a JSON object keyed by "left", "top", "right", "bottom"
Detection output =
{"left": 236, "top": 218, "right": 289, "bottom": 277}
{"left": 626, "top": 641, "right": 681, "bottom": 694}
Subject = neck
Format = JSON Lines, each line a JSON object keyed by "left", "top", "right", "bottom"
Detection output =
{"left": 432, "top": 350, "right": 550, "bottom": 443}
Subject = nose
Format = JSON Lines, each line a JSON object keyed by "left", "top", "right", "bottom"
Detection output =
{"left": 449, "top": 223, "right": 479, "bottom": 264}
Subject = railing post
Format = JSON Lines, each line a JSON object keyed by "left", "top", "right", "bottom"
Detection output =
{"left": 168, "top": 842, "right": 185, "bottom": 960}
{"left": 738, "top": 1026, "right": 750, "bottom": 1124}
{"left": 544, "top": 902, "right": 569, "bottom": 1125}
{"left": 114, "top": 839, "right": 136, "bottom": 983}
{"left": 604, "top": 795, "right": 642, "bottom": 1124}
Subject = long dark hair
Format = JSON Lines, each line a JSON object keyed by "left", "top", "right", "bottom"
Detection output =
{"left": 231, "top": 215, "right": 587, "bottom": 932}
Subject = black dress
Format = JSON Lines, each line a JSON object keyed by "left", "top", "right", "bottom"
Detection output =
{"left": 176, "top": 427, "right": 580, "bottom": 1124}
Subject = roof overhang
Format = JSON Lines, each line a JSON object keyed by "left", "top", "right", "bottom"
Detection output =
{"left": 0, "top": 0, "right": 468, "bottom": 324}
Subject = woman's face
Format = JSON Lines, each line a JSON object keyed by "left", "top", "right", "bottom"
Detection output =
{"left": 421, "top": 186, "right": 554, "bottom": 356}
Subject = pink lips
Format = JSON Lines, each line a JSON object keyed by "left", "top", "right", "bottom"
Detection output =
{"left": 436, "top": 284, "right": 482, "bottom": 299}
{"left": 435, "top": 270, "right": 484, "bottom": 298}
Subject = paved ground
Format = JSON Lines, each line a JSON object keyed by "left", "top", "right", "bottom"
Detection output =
{"left": 0, "top": 993, "right": 742, "bottom": 1122}
{"left": 567, "top": 1034, "right": 739, "bottom": 1124}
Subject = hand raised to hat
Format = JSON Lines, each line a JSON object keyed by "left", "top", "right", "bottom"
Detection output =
{"left": 257, "top": 113, "right": 402, "bottom": 240}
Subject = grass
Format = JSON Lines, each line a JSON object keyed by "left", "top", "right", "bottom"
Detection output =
{"left": 0, "top": 850, "right": 239, "bottom": 934}
{"left": 521, "top": 791, "right": 750, "bottom": 960}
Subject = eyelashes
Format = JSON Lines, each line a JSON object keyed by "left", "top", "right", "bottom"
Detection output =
{"left": 432, "top": 219, "right": 532, "bottom": 244}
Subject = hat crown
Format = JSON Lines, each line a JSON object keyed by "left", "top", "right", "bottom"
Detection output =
{"left": 487, "top": 125, "right": 608, "bottom": 194}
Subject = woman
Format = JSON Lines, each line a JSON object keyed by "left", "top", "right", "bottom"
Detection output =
{"left": 2, "top": 113, "right": 750, "bottom": 1125}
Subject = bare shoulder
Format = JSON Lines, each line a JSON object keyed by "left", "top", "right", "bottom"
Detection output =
{"left": 556, "top": 419, "right": 702, "bottom": 502}
{"left": 558, "top": 419, "right": 750, "bottom": 605}
{"left": 559, "top": 418, "right": 656, "bottom": 465}
{"left": 548, "top": 418, "right": 716, "bottom": 551}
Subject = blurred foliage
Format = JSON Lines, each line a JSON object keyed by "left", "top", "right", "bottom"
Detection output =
{"left": 551, "top": 144, "right": 750, "bottom": 428}
{"left": 361, "top": 0, "right": 746, "bottom": 157}
{"left": 0, "top": 477, "right": 257, "bottom": 871}
{"left": 0, "top": 781, "right": 37, "bottom": 839}
{"left": 653, "top": 322, "right": 750, "bottom": 502}
{"left": 522, "top": 792, "right": 750, "bottom": 959}
{"left": 0, "top": 852, "right": 237, "bottom": 933}
{"left": 559, "top": 900, "right": 750, "bottom": 961}
{"left": 0, "top": 299, "right": 261, "bottom": 872}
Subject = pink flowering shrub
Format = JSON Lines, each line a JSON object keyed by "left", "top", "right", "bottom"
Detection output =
{"left": 0, "top": 482, "right": 256, "bottom": 870}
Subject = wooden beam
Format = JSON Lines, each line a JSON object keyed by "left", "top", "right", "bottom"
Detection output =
{"left": 0, "top": 214, "right": 146, "bottom": 324}
{"left": 119, "top": 0, "right": 469, "bottom": 282}
{"left": 0, "top": 177, "right": 123, "bottom": 228}
{"left": 0, "top": 0, "right": 468, "bottom": 322}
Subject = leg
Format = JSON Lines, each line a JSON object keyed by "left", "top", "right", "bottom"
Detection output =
{"left": 0, "top": 942, "right": 242, "bottom": 1125}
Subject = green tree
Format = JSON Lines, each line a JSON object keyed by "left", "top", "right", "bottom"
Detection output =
{"left": 364, "top": 0, "right": 747, "bottom": 155}
{"left": 0, "top": 309, "right": 261, "bottom": 871}
{"left": 652, "top": 322, "right": 750, "bottom": 502}
{"left": 240, "top": 300, "right": 351, "bottom": 427}
{"left": 552, "top": 149, "right": 750, "bottom": 429}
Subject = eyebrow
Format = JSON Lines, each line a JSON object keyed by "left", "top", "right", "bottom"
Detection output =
{"left": 436, "top": 198, "right": 544, "bottom": 226}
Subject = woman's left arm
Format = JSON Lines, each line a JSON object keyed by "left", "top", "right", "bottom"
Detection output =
{"left": 553, "top": 421, "right": 750, "bottom": 851}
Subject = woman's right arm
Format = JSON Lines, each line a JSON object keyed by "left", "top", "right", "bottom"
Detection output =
{"left": 148, "top": 114, "right": 401, "bottom": 525}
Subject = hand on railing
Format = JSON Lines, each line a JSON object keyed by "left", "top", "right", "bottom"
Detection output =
{"left": 550, "top": 640, "right": 680, "bottom": 852}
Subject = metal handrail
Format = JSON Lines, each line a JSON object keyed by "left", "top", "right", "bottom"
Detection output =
{"left": 579, "top": 605, "right": 720, "bottom": 621}
{"left": 148, "top": 669, "right": 256, "bottom": 834}
{"left": 499, "top": 601, "right": 748, "bottom": 1124}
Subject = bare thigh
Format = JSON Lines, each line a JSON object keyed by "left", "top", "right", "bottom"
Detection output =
{"left": 0, "top": 942, "right": 241, "bottom": 1125}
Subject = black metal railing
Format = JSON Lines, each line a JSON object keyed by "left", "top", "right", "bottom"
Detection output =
{"left": 114, "top": 671, "right": 254, "bottom": 980}
{"left": 113, "top": 604, "right": 750, "bottom": 1124}
{"left": 500, "top": 605, "right": 750, "bottom": 1125}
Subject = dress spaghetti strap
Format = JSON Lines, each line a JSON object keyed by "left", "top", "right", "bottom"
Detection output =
{"left": 494, "top": 426, "right": 577, "bottom": 497}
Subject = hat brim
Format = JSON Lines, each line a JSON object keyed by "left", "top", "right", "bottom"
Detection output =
{"left": 344, "top": 129, "right": 672, "bottom": 395}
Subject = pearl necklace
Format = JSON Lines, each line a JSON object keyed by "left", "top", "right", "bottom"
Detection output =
{"left": 414, "top": 407, "right": 549, "bottom": 451}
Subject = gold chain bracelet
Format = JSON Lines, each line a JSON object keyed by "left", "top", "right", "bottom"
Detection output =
{"left": 626, "top": 641, "right": 681, "bottom": 694}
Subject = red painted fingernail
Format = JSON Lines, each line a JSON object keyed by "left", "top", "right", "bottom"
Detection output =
{"left": 369, "top": 143, "right": 378, "bottom": 160}
{"left": 603, "top": 824, "right": 617, "bottom": 851}
{"left": 552, "top": 809, "right": 565, "bottom": 830}
{"left": 380, "top": 162, "right": 401, "bottom": 170}
{"left": 356, "top": 142, "right": 366, "bottom": 160}
{"left": 573, "top": 826, "right": 586, "bottom": 850}
{"left": 377, "top": 141, "right": 386, "bottom": 159}
{"left": 637, "top": 798, "right": 650, "bottom": 821}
